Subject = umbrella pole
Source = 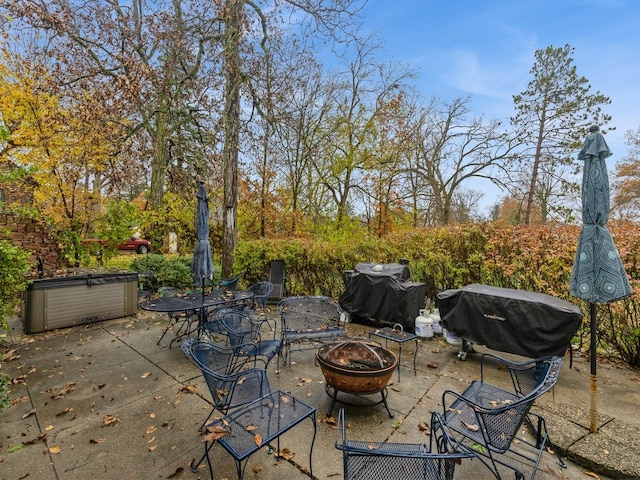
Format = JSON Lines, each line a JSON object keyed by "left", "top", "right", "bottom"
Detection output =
{"left": 589, "top": 302, "right": 598, "bottom": 433}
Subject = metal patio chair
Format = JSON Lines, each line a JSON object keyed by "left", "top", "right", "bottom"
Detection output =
{"left": 219, "top": 308, "right": 282, "bottom": 372}
{"left": 336, "top": 409, "right": 474, "bottom": 479}
{"left": 277, "top": 295, "right": 347, "bottom": 364}
{"left": 184, "top": 339, "right": 271, "bottom": 474}
{"left": 219, "top": 271, "right": 244, "bottom": 291}
{"left": 246, "top": 281, "right": 276, "bottom": 335}
{"left": 268, "top": 260, "right": 286, "bottom": 301}
{"left": 440, "top": 353, "right": 566, "bottom": 480}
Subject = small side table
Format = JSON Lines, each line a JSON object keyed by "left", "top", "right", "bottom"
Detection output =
{"left": 205, "top": 390, "right": 316, "bottom": 479}
{"left": 369, "top": 325, "right": 418, "bottom": 382}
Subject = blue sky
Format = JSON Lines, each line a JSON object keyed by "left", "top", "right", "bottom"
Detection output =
{"left": 359, "top": 0, "right": 640, "bottom": 211}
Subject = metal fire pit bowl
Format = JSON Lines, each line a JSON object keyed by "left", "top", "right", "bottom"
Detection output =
{"left": 316, "top": 340, "right": 398, "bottom": 394}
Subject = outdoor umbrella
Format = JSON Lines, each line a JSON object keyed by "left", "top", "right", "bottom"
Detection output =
{"left": 569, "top": 125, "right": 632, "bottom": 433}
{"left": 192, "top": 182, "right": 214, "bottom": 299}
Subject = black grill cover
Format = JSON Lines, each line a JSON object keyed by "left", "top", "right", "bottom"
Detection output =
{"left": 339, "top": 263, "right": 426, "bottom": 329}
{"left": 437, "top": 284, "right": 582, "bottom": 358}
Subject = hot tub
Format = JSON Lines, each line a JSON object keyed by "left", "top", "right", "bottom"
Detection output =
{"left": 22, "top": 272, "right": 138, "bottom": 333}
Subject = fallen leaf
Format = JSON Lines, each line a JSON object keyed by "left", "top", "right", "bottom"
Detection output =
{"left": 22, "top": 408, "right": 37, "bottom": 418}
{"left": 13, "top": 396, "right": 29, "bottom": 406}
{"left": 237, "top": 376, "right": 247, "bottom": 385}
{"left": 447, "top": 407, "right": 462, "bottom": 415}
{"left": 252, "top": 465, "right": 262, "bottom": 475}
{"left": 54, "top": 382, "right": 77, "bottom": 399}
{"left": 585, "top": 472, "right": 600, "bottom": 479}
{"left": 367, "top": 444, "right": 378, "bottom": 450}
{"left": 49, "top": 445, "right": 61, "bottom": 454}
{"left": 462, "top": 421, "right": 479, "bottom": 432}
{"left": 418, "top": 422, "right": 431, "bottom": 435}
{"left": 254, "top": 433, "right": 263, "bottom": 447}
{"left": 324, "top": 416, "right": 337, "bottom": 427}
{"left": 149, "top": 445, "right": 157, "bottom": 452}
{"left": 145, "top": 425, "right": 157, "bottom": 435}
{"left": 12, "top": 374, "right": 27, "bottom": 384}
{"left": 90, "top": 438, "right": 106, "bottom": 444}
{"left": 102, "top": 414, "right": 120, "bottom": 427}
{"left": 56, "top": 407, "right": 74, "bottom": 416}
{"left": 280, "top": 395, "right": 290, "bottom": 404}
{"left": 180, "top": 384, "right": 197, "bottom": 394}
{"left": 7, "top": 443, "right": 26, "bottom": 453}
{"left": 245, "top": 424, "right": 258, "bottom": 432}
{"left": 141, "top": 372, "right": 151, "bottom": 378}
{"left": 426, "top": 362, "right": 438, "bottom": 369}
{"left": 603, "top": 449, "right": 609, "bottom": 455}
{"left": 277, "top": 448, "right": 295, "bottom": 460}
{"left": 45, "top": 425, "right": 55, "bottom": 431}
{"left": 203, "top": 425, "right": 229, "bottom": 442}
{"left": 4, "top": 349, "right": 20, "bottom": 361}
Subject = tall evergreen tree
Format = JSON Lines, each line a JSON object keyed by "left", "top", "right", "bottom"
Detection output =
{"left": 511, "top": 44, "right": 611, "bottom": 224}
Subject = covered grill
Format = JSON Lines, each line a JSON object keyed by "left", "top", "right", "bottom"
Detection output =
{"left": 339, "top": 263, "right": 426, "bottom": 330}
{"left": 437, "top": 284, "right": 582, "bottom": 359}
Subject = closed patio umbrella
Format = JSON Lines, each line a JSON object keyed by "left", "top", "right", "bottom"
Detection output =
{"left": 569, "top": 125, "right": 632, "bottom": 433}
{"left": 192, "top": 182, "right": 214, "bottom": 298}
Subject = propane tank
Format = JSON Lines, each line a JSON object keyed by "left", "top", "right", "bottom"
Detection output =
{"left": 414, "top": 309, "right": 434, "bottom": 338}
{"left": 429, "top": 309, "right": 442, "bottom": 335}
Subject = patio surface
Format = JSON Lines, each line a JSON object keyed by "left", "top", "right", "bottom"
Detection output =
{"left": 1, "top": 306, "right": 639, "bottom": 480}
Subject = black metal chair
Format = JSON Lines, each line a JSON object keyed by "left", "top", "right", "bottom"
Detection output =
{"left": 268, "top": 260, "right": 285, "bottom": 301}
{"left": 219, "top": 308, "right": 282, "bottom": 372}
{"left": 336, "top": 409, "right": 474, "bottom": 479}
{"left": 184, "top": 338, "right": 271, "bottom": 475}
{"left": 219, "top": 271, "right": 244, "bottom": 291}
{"left": 440, "top": 353, "right": 566, "bottom": 480}
{"left": 246, "top": 281, "right": 275, "bottom": 335}
{"left": 277, "top": 295, "right": 347, "bottom": 364}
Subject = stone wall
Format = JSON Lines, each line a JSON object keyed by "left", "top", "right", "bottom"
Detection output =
{"left": 0, "top": 214, "right": 61, "bottom": 276}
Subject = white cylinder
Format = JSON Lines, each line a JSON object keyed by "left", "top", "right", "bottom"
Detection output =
{"left": 429, "top": 309, "right": 442, "bottom": 335}
{"left": 415, "top": 309, "right": 434, "bottom": 338}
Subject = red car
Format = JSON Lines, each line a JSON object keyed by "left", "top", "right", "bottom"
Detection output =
{"left": 117, "top": 238, "right": 152, "bottom": 254}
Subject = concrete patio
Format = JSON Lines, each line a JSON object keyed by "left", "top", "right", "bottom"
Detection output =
{"left": 1, "top": 307, "right": 639, "bottom": 479}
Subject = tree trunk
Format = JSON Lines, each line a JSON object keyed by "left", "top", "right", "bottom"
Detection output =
{"left": 221, "top": 0, "right": 243, "bottom": 277}
{"left": 525, "top": 107, "right": 547, "bottom": 225}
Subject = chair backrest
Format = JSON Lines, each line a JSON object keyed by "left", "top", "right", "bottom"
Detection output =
{"left": 472, "top": 356, "right": 562, "bottom": 452}
{"left": 220, "top": 272, "right": 244, "bottom": 291}
{"left": 248, "top": 281, "right": 273, "bottom": 308}
{"left": 190, "top": 340, "right": 270, "bottom": 413}
{"left": 219, "top": 309, "right": 259, "bottom": 347}
{"left": 278, "top": 295, "right": 343, "bottom": 332}
{"left": 268, "top": 260, "right": 285, "bottom": 300}
{"left": 336, "top": 409, "right": 472, "bottom": 480}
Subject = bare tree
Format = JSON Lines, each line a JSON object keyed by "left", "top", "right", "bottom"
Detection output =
{"left": 410, "top": 96, "right": 515, "bottom": 225}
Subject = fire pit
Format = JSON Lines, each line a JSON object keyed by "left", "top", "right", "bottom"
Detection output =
{"left": 316, "top": 339, "right": 398, "bottom": 417}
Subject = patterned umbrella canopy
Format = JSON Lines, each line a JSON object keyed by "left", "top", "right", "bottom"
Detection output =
{"left": 569, "top": 125, "right": 631, "bottom": 433}
{"left": 191, "top": 182, "right": 214, "bottom": 289}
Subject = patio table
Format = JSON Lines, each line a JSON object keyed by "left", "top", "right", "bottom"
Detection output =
{"left": 205, "top": 389, "right": 316, "bottom": 479}
{"left": 140, "top": 289, "right": 253, "bottom": 346}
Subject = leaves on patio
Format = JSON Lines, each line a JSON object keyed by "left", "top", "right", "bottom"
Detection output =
{"left": 180, "top": 384, "right": 197, "bottom": 394}
{"left": 426, "top": 362, "right": 438, "bottom": 369}
{"left": 276, "top": 448, "right": 295, "bottom": 460}
{"left": 418, "top": 422, "right": 431, "bottom": 435}
{"left": 22, "top": 407, "right": 36, "bottom": 419}
{"left": 254, "top": 433, "right": 263, "bottom": 447}
{"left": 56, "top": 406, "right": 74, "bottom": 417}
{"left": 13, "top": 396, "right": 29, "bottom": 406}
{"left": 252, "top": 465, "right": 263, "bottom": 475}
{"left": 245, "top": 424, "right": 258, "bottom": 432}
{"left": 462, "top": 421, "right": 479, "bottom": 432}
{"left": 585, "top": 472, "right": 600, "bottom": 479}
{"left": 48, "top": 445, "right": 61, "bottom": 454}
{"left": 296, "top": 377, "right": 312, "bottom": 387}
{"left": 102, "top": 414, "right": 120, "bottom": 427}
{"left": 89, "top": 438, "right": 106, "bottom": 444}
{"left": 49, "top": 382, "right": 76, "bottom": 399}
{"left": 203, "top": 425, "right": 229, "bottom": 442}
{"left": 146, "top": 425, "right": 158, "bottom": 435}
{"left": 4, "top": 349, "right": 20, "bottom": 361}
{"left": 7, "top": 443, "right": 26, "bottom": 453}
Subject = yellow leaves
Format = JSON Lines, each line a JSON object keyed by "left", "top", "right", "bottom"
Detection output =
{"left": 203, "top": 425, "right": 229, "bottom": 442}
{"left": 102, "top": 414, "right": 120, "bottom": 427}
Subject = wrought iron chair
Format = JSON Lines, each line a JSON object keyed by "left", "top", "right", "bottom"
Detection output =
{"left": 440, "top": 353, "right": 566, "bottom": 480}
{"left": 219, "top": 308, "right": 282, "bottom": 372}
{"left": 183, "top": 338, "right": 271, "bottom": 475}
{"left": 219, "top": 271, "right": 244, "bottom": 291}
{"left": 277, "top": 295, "right": 347, "bottom": 364}
{"left": 246, "top": 281, "right": 275, "bottom": 335}
{"left": 336, "top": 409, "right": 474, "bottom": 479}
